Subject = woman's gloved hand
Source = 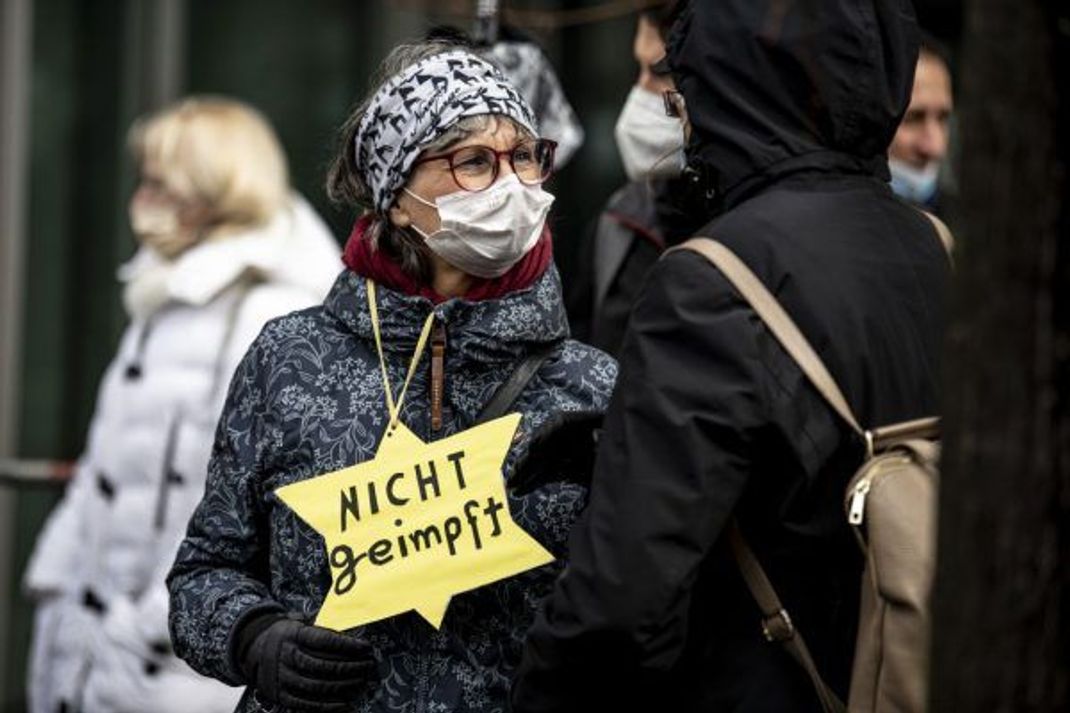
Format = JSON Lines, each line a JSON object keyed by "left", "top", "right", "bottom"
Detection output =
{"left": 237, "top": 614, "right": 378, "bottom": 712}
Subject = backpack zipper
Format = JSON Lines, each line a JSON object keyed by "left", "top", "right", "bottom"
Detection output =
{"left": 848, "top": 478, "right": 872, "bottom": 525}
{"left": 847, "top": 454, "right": 915, "bottom": 526}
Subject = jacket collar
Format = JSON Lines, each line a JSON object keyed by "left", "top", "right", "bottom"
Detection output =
{"left": 118, "top": 195, "right": 329, "bottom": 309}
{"left": 715, "top": 150, "right": 891, "bottom": 214}
{"left": 323, "top": 266, "right": 569, "bottom": 365}
{"left": 606, "top": 177, "right": 710, "bottom": 247}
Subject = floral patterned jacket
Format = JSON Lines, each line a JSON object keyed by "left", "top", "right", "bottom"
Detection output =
{"left": 167, "top": 267, "right": 617, "bottom": 713}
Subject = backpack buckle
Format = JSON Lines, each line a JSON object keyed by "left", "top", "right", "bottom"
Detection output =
{"left": 762, "top": 608, "right": 795, "bottom": 642}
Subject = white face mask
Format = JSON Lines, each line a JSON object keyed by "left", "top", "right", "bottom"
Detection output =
{"left": 614, "top": 85, "right": 686, "bottom": 182}
{"left": 404, "top": 174, "right": 554, "bottom": 279}
{"left": 888, "top": 158, "right": 941, "bottom": 205}
{"left": 128, "top": 200, "right": 201, "bottom": 260}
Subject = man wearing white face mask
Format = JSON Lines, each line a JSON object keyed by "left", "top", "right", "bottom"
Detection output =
{"left": 568, "top": 2, "right": 704, "bottom": 357}
{"left": 888, "top": 33, "right": 955, "bottom": 214}
{"left": 614, "top": 13, "right": 686, "bottom": 183}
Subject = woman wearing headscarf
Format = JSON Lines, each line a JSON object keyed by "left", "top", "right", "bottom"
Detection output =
{"left": 23, "top": 97, "right": 341, "bottom": 713}
{"left": 167, "top": 40, "right": 616, "bottom": 713}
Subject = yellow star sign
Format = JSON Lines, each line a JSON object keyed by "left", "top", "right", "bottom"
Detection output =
{"left": 275, "top": 413, "right": 554, "bottom": 631}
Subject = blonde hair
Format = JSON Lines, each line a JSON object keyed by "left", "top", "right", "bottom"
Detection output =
{"left": 129, "top": 96, "right": 289, "bottom": 230}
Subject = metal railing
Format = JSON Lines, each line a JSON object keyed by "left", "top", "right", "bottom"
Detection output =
{"left": 0, "top": 458, "right": 73, "bottom": 488}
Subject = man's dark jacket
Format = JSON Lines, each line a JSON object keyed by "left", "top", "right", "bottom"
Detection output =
{"left": 567, "top": 178, "right": 703, "bottom": 357}
{"left": 513, "top": 1, "right": 948, "bottom": 711}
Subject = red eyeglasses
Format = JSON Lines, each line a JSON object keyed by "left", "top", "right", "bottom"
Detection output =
{"left": 413, "top": 138, "right": 558, "bottom": 192}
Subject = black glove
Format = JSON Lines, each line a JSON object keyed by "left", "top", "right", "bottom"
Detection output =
{"left": 236, "top": 614, "right": 378, "bottom": 712}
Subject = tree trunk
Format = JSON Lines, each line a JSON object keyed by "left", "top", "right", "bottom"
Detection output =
{"left": 931, "top": 0, "right": 1069, "bottom": 710}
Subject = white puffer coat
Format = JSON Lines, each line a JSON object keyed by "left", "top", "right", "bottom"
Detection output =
{"left": 23, "top": 196, "right": 342, "bottom": 713}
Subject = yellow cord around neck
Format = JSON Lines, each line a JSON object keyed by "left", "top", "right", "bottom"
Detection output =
{"left": 367, "top": 279, "right": 436, "bottom": 430}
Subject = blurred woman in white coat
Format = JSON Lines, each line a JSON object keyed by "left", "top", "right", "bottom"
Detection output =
{"left": 23, "top": 97, "right": 341, "bottom": 713}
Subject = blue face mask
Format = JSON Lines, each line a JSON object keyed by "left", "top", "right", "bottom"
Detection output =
{"left": 888, "top": 158, "right": 941, "bottom": 205}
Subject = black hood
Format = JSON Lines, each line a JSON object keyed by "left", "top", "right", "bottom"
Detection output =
{"left": 667, "top": 0, "right": 919, "bottom": 207}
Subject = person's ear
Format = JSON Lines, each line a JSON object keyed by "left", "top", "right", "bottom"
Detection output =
{"left": 389, "top": 203, "right": 411, "bottom": 229}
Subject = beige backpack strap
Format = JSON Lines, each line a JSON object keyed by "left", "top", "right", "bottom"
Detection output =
{"left": 921, "top": 210, "right": 954, "bottom": 257}
{"left": 728, "top": 522, "right": 847, "bottom": 713}
{"left": 669, "top": 237, "right": 857, "bottom": 712}
{"left": 869, "top": 416, "right": 940, "bottom": 451}
{"left": 671, "top": 238, "right": 864, "bottom": 436}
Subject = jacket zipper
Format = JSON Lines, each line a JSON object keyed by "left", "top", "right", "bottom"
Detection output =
{"left": 153, "top": 415, "right": 183, "bottom": 531}
{"left": 416, "top": 645, "right": 429, "bottom": 713}
{"left": 151, "top": 283, "right": 252, "bottom": 531}
{"left": 430, "top": 320, "right": 447, "bottom": 433}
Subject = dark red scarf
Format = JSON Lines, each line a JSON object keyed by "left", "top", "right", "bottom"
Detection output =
{"left": 342, "top": 215, "right": 553, "bottom": 303}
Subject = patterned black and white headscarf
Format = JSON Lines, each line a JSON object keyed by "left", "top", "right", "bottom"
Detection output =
{"left": 355, "top": 49, "right": 538, "bottom": 213}
{"left": 483, "top": 41, "right": 584, "bottom": 169}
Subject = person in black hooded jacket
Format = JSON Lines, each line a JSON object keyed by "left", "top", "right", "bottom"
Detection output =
{"left": 512, "top": 1, "right": 949, "bottom": 712}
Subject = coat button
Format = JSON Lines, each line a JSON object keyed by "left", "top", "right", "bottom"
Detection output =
{"left": 81, "top": 587, "right": 107, "bottom": 615}
{"left": 96, "top": 472, "right": 116, "bottom": 501}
